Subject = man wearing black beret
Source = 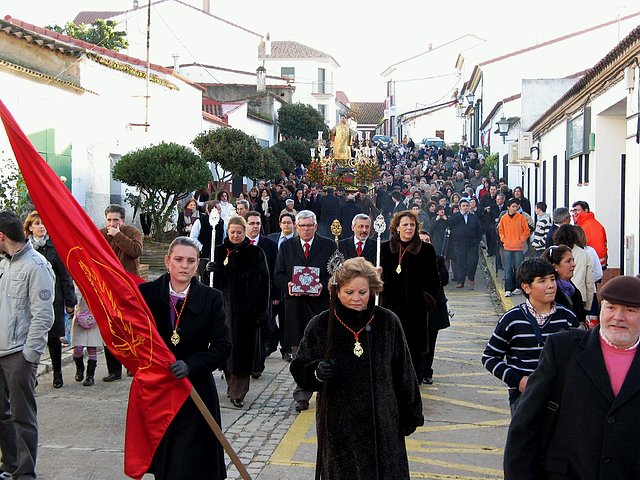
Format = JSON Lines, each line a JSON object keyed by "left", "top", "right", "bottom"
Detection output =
{"left": 504, "top": 275, "right": 640, "bottom": 480}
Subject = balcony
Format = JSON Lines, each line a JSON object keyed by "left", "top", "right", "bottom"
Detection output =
{"left": 312, "top": 82, "right": 333, "bottom": 96}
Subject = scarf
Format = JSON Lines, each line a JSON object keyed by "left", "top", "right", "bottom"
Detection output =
{"left": 183, "top": 208, "right": 198, "bottom": 227}
{"left": 557, "top": 278, "right": 575, "bottom": 298}
{"left": 29, "top": 234, "right": 48, "bottom": 249}
{"left": 261, "top": 197, "right": 270, "bottom": 213}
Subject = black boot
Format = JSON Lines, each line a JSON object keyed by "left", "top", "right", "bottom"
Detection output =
{"left": 74, "top": 357, "right": 85, "bottom": 382}
{"left": 53, "top": 371, "right": 63, "bottom": 389}
{"left": 83, "top": 360, "right": 97, "bottom": 386}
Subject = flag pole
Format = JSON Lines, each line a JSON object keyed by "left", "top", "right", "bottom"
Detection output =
{"left": 189, "top": 388, "right": 252, "bottom": 480}
{"left": 209, "top": 207, "right": 220, "bottom": 287}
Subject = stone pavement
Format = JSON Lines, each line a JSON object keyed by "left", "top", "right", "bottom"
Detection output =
{"left": 34, "top": 251, "right": 512, "bottom": 479}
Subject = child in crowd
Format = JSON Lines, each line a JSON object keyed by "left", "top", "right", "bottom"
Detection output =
{"left": 482, "top": 258, "right": 580, "bottom": 415}
{"left": 72, "top": 287, "right": 103, "bottom": 386}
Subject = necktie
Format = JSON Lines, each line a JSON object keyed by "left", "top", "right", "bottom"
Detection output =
{"left": 250, "top": 239, "right": 255, "bottom": 245}
{"left": 304, "top": 242, "right": 310, "bottom": 258}
{"left": 356, "top": 241, "right": 363, "bottom": 256}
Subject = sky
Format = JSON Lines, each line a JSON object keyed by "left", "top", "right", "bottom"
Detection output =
{"left": 2, "top": 0, "right": 634, "bottom": 100}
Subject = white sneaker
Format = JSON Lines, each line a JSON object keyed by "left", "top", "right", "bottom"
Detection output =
{"left": 512, "top": 288, "right": 523, "bottom": 295}
{"left": 504, "top": 291, "right": 513, "bottom": 297}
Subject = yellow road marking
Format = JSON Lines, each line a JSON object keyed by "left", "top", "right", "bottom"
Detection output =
{"left": 438, "top": 347, "right": 485, "bottom": 355}
{"left": 419, "top": 418, "right": 511, "bottom": 432}
{"left": 410, "top": 439, "right": 504, "bottom": 451}
{"left": 434, "top": 356, "right": 484, "bottom": 367}
{"left": 436, "top": 372, "right": 488, "bottom": 378}
{"left": 432, "top": 381, "right": 504, "bottom": 392}
{"left": 445, "top": 329, "right": 490, "bottom": 338}
{"left": 409, "top": 456, "right": 504, "bottom": 477}
{"left": 421, "top": 392, "right": 510, "bottom": 415}
{"left": 270, "top": 399, "right": 316, "bottom": 463}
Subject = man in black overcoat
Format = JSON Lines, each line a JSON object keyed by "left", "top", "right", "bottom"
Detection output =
{"left": 245, "top": 211, "right": 278, "bottom": 376}
{"left": 337, "top": 194, "right": 364, "bottom": 240}
{"left": 449, "top": 198, "right": 483, "bottom": 289}
{"left": 317, "top": 187, "right": 340, "bottom": 237}
{"left": 504, "top": 275, "right": 640, "bottom": 480}
{"left": 338, "top": 213, "right": 376, "bottom": 265}
{"left": 274, "top": 210, "right": 335, "bottom": 412}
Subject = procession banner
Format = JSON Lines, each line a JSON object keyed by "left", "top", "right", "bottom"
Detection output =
{"left": 0, "top": 98, "right": 191, "bottom": 480}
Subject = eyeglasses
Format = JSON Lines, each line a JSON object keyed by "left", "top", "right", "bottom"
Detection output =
{"left": 298, "top": 223, "right": 315, "bottom": 228}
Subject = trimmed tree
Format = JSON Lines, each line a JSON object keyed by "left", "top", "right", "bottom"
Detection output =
{"left": 192, "top": 128, "right": 263, "bottom": 192}
{"left": 277, "top": 138, "right": 313, "bottom": 166}
{"left": 277, "top": 103, "right": 328, "bottom": 141}
{"left": 269, "top": 144, "right": 295, "bottom": 174}
{"left": 112, "top": 142, "right": 210, "bottom": 241}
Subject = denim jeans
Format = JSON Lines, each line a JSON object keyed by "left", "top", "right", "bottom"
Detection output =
{"left": 503, "top": 249, "right": 524, "bottom": 292}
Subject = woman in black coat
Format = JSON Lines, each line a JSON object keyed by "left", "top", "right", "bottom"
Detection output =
{"left": 24, "top": 211, "right": 77, "bottom": 388}
{"left": 380, "top": 210, "right": 441, "bottom": 383}
{"left": 211, "top": 216, "right": 270, "bottom": 408}
{"left": 257, "top": 187, "right": 279, "bottom": 235}
{"left": 542, "top": 245, "right": 587, "bottom": 326}
{"left": 293, "top": 188, "right": 308, "bottom": 212}
{"left": 138, "top": 237, "right": 231, "bottom": 480}
{"left": 291, "top": 257, "right": 423, "bottom": 480}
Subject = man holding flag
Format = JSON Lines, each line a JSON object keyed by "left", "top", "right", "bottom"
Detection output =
{"left": 0, "top": 211, "right": 55, "bottom": 480}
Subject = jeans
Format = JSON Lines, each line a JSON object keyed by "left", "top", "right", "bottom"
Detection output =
{"left": 503, "top": 249, "right": 525, "bottom": 292}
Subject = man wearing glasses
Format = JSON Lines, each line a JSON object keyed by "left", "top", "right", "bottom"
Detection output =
{"left": 274, "top": 210, "right": 334, "bottom": 412}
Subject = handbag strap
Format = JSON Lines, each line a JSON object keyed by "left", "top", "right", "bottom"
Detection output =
{"left": 519, "top": 304, "right": 545, "bottom": 347}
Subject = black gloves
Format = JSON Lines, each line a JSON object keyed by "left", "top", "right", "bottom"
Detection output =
{"left": 169, "top": 360, "right": 190, "bottom": 379}
{"left": 205, "top": 261, "right": 215, "bottom": 273}
{"left": 403, "top": 423, "right": 417, "bottom": 436}
{"left": 315, "top": 360, "right": 335, "bottom": 381}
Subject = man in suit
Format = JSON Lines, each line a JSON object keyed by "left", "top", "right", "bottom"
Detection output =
{"left": 274, "top": 210, "right": 335, "bottom": 412}
{"left": 245, "top": 211, "right": 278, "bottom": 377}
{"left": 338, "top": 213, "right": 376, "bottom": 265}
{"left": 267, "top": 212, "right": 296, "bottom": 361}
{"left": 504, "top": 275, "right": 640, "bottom": 480}
{"left": 318, "top": 187, "right": 340, "bottom": 237}
{"left": 337, "top": 194, "right": 364, "bottom": 239}
{"left": 306, "top": 183, "right": 321, "bottom": 217}
{"left": 448, "top": 198, "right": 483, "bottom": 289}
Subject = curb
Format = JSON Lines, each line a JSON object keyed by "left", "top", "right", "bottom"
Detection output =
{"left": 481, "top": 247, "right": 514, "bottom": 313}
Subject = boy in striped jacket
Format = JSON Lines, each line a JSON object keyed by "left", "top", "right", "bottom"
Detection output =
{"left": 482, "top": 258, "right": 579, "bottom": 415}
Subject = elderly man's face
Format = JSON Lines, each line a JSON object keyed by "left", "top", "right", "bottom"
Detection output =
{"left": 352, "top": 219, "right": 371, "bottom": 241}
{"left": 600, "top": 300, "right": 640, "bottom": 349}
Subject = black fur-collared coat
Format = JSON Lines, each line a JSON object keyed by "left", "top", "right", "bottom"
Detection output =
{"left": 291, "top": 302, "right": 424, "bottom": 480}
{"left": 380, "top": 235, "right": 440, "bottom": 354}
{"left": 212, "top": 237, "right": 270, "bottom": 375}
{"left": 138, "top": 274, "right": 231, "bottom": 480}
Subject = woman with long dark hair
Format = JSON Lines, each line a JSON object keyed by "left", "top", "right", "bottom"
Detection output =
{"left": 380, "top": 210, "right": 440, "bottom": 383}
{"left": 291, "top": 257, "right": 423, "bottom": 479}
{"left": 542, "top": 244, "right": 587, "bottom": 326}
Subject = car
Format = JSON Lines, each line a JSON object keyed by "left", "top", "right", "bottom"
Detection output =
{"left": 421, "top": 137, "right": 445, "bottom": 149}
{"left": 371, "top": 134, "right": 392, "bottom": 147}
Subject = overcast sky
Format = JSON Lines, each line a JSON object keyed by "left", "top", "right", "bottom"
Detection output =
{"left": 2, "top": 0, "right": 633, "bottom": 100}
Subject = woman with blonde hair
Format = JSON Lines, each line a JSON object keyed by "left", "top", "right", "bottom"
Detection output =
{"left": 24, "top": 211, "right": 77, "bottom": 388}
{"left": 291, "top": 257, "right": 423, "bottom": 479}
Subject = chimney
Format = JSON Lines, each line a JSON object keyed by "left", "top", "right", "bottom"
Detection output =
{"left": 172, "top": 54, "right": 180, "bottom": 72}
{"left": 265, "top": 32, "right": 271, "bottom": 56}
{"left": 257, "top": 66, "right": 266, "bottom": 93}
{"left": 203, "top": 0, "right": 210, "bottom": 13}
{"left": 133, "top": 0, "right": 139, "bottom": 7}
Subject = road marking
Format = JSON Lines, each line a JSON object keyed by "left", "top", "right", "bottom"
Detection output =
{"left": 419, "top": 418, "right": 511, "bottom": 432}
{"left": 421, "top": 392, "right": 510, "bottom": 415}
{"left": 270, "top": 399, "right": 315, "bottom": 464}
{"left": 445, "top": 329, "right": 490, "bottom": 338}
{"left": 433, "top": 356, "right": 483, "bottom": 366}
{"left": 409, "top": 456, "right": 503, "bottom": 477}
{"left": 437, "top": 347, "right": 485, "bottom": 355}
{"left": 436, "top": 372, "right": 488, "bottom": 378}
{"left": 433, "top": 381, "right": 504, "bottom": 392}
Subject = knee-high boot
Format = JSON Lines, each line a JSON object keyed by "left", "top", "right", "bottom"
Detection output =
{"left": 74, "top": 357, "right": 85, "bottom": 382}
{"left": 83, "top": 360, "right": 97, "bottom": 386}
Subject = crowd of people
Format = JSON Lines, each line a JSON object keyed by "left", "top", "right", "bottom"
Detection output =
{"left": 0, "top": 136, "right": 637, "bottom": 479}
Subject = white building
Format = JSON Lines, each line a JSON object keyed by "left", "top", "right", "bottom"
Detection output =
{"left": 259, "top": 38, "right": 341, "bottom": 128}
{"left": 511, "top": 25, "right": 640, "bottom": 276}
{"left": 0, "top": 16, "right": 208, "bottom": 224}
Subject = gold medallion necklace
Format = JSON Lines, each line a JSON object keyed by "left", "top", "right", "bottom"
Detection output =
{"left": 334, "top": 311, "right": 375, "bottom": 357}
{"left": 169, "top": 287, "right": 190, "bottom": 346}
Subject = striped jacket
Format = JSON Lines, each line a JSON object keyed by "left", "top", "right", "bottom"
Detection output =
{"left": 482, "top": 304, "right": 578, "bottom": 403}
{"left": 530, "top": 213, "right": 552, "bottom": 251}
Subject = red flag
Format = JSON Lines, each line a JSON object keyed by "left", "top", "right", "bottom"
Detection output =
{"left": 0, "top": 98, "right": 191, "bottom": 479}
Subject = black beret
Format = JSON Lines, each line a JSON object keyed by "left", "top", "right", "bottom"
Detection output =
{"left": 599, "top": 275, "right": 640, "bottom": 307}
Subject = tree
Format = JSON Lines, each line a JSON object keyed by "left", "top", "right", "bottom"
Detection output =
{"left": 269, "top": 145, "right": 295, "bottom": 174}
{"left": 112, "top": 142, "right": 210, "bottom": 241}
{"left": 256, "top": 149, "right": 282, "bottom": 181}
{"left": 277, "top": 103, "right": 328, "bottom": 141}
{"left": 277, "top": 139, "right": 313, "bottom": 166}
{"left": 192, "top": 128, "right": 263, "bottom": 192}
{"left": 0, "top": 159, "right": 32, "bottom": 217}
{"left": 46, "top": 20, "right": 128, "bottom": 51}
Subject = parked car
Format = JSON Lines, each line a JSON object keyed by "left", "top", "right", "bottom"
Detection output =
{"left": 372, "top": 134, "right": 392, "bottom": 147}
{"left": 421, "top": 137, "right": 445, "bottom": 149}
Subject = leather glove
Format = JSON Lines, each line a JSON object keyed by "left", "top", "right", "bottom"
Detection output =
{"left": 315, "top": 359, "right": 335, "bottom": 381}
{"left": 169, "top": 360, "right": 190, "bottom": 379}
{"left": 205, "top": 261, "right": 215, "bottom": 273}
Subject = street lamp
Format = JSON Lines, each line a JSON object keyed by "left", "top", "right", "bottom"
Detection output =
{"left": 496, "top": 116, "right": 510, "bottom": 143}
{"left": 466, "top": 91, "right": 475, "bottom": 105}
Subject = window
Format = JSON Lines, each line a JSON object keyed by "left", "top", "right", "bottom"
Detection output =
{"left": 281, "top": 67, "right": 295, "bottom": 80}
{"left": 317, "top": 68, "right": 326, "bottom": 94}
{"left": 318, "top": 104, "right": 326, "bottom": 120}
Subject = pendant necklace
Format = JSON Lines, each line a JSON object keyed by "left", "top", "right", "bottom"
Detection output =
{"left": 334, "top": 311, "right": 375, "bottom": 357}
{"left": 169, "top": 287, "right": 190, "bottom": 346}
{"left": 396, "top": 244, "right": 409, "bottom": 274}
{"left": 223, "top": 247, "right": 234, "bottom": 266}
